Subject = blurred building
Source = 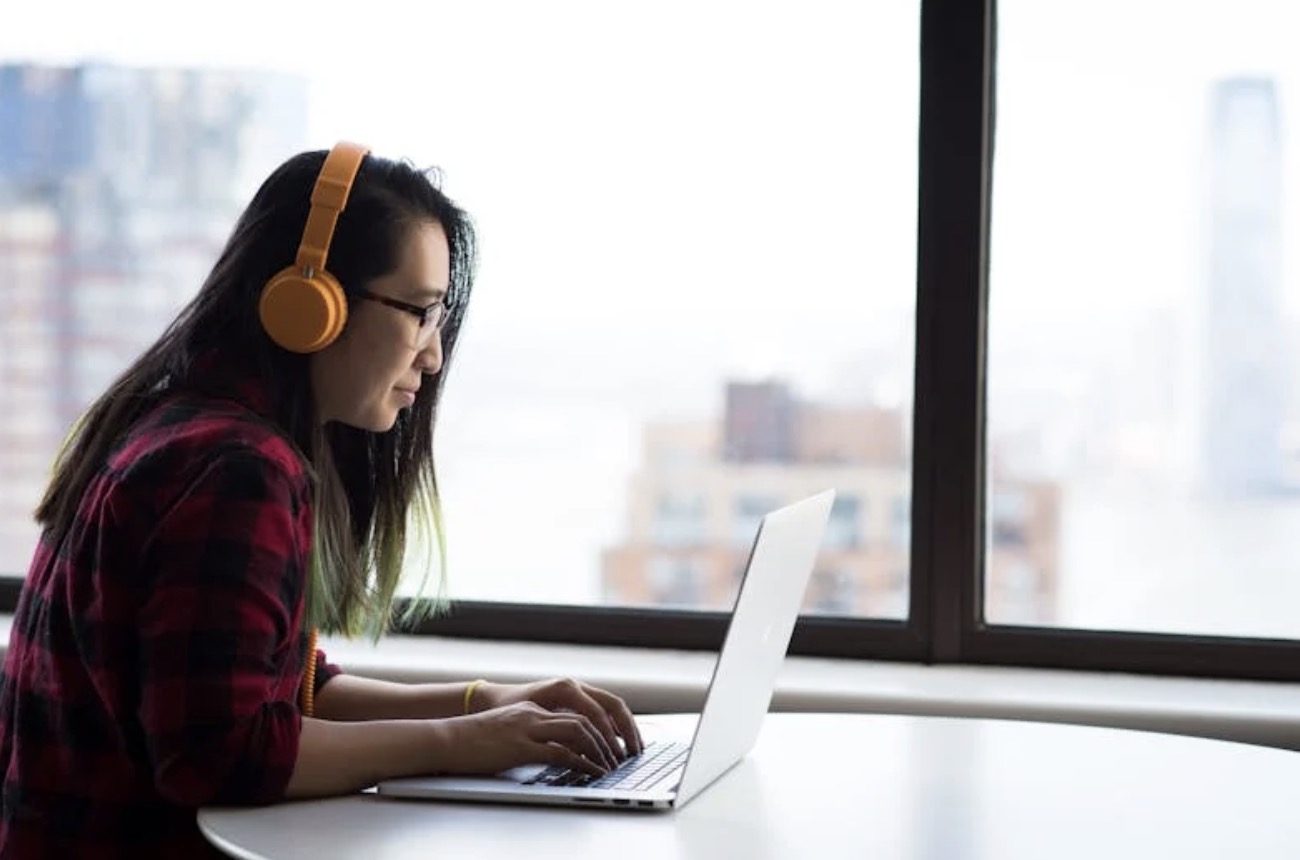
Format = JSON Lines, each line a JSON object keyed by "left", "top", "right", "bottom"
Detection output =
{"left": 601, "top": 380, "right": 1061, "bottom": 624}
{"left": 0, "top": 63, "right": 307, "bottom": 570}
{"left": 1199, "top": 76, "right": 1286, "bottom": 495}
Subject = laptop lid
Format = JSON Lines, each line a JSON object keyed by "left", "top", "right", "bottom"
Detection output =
{"left": 673, "top": 488, "right": 835, "bottom": 805}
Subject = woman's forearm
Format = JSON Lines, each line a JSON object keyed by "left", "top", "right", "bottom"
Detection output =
{"left": 312, "top": 673, "right": 479, "bottom": 721}
{"left": 285, "top": 716, "right": 454, "bottom": 798}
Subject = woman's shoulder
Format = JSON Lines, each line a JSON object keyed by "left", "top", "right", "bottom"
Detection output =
{"left": 109, "top": 392, "right": 309, "bottom": 487}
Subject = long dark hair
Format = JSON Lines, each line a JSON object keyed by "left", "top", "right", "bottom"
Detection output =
{"left": 35, "top": 148, "right": 477, "bottom": 638}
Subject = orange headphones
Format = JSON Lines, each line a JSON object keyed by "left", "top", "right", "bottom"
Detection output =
{"left": 259, "top": 141, "right": 371, "bottom": 353}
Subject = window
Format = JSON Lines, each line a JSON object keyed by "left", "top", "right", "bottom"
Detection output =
{"left": 807, "top": 568, "right": 857, "bottom": 615}
{"left": 645, "top": 555, "right": 704, "bottom": 609}
{"left": 651, "top": 493, "right": 707, "bottom": 548}
{"left": 6, "top": 1, "right": 1300, "bottom": 682}
{"left": 988, "top": 0, "right": 1300, "bottom": 639}
{"left": 730, "top": 496, "right": 781, "bottom": 550}
{"left": 890, "top": 495, "right": 911, "bottom": 549}
{"left": 825, "top": 496, "right": 864, "bottom": 550}
{"left": 989, "top": 489, "right": 1028, "bottom": 546}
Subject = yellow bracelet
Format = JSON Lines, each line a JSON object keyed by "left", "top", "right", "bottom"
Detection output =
{"left": 463, "top": 679, "right": 487, "bottom": 715}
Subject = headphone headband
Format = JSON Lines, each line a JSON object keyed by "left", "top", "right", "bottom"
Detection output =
{"left": 294, "top": 141, "right": 369, "bottom": 275}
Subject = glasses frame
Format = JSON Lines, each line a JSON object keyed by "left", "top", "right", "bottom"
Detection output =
{"left": 353, "top": 288, "right": 450, "bottom": 346}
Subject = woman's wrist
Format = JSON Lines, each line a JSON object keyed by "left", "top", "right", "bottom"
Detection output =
{"left": 463, "top": 679, "right": 488, "bottom": 714}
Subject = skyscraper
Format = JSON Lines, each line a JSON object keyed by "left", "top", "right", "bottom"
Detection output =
{"left": 1199, "top": 76, "right": 1285, "bottom": 495}
{"left": 0, "top": 63, "right": 307, "bottom": 569}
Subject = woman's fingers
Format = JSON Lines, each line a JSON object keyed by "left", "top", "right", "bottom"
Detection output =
{"left": 562, "top": 688, "right": 627, "bottom": 761}
{"left": 584, "top": 685, "right": 644, "bottom": 756}
{"left": 538, "top": 678, "right": 642, "bottom": 760}
{"left": 538, "top": 710, "right": 617, "bottom": 771}
{"left": 540, "top": 742, "right": 607, "bottom": 777}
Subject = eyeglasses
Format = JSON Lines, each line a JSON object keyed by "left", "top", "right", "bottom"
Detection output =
{"left": 353, "top": 288, "right": 450, "bottom": 349}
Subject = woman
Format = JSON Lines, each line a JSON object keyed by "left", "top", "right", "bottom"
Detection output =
{"left": 0, "top": 142, "right": 642, "bottom": 858}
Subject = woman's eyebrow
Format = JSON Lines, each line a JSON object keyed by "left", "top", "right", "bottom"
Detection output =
{"left": 413, "top": 284, "right": 449, "bottom": 303}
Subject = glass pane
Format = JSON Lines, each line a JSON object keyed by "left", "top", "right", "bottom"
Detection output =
{"left": 1, "top": 1, "right": 919, "bottom": 620}
{"left": 989, "top": 1, "right": 1300, "bottom": 637}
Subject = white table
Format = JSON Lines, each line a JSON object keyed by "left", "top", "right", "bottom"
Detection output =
{"left": 200, "top": 712, "right": 1300, "bottom": 859}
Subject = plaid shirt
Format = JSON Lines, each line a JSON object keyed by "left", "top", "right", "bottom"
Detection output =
{"left": 0, "top": 383, "right": 341, "bottom": 858}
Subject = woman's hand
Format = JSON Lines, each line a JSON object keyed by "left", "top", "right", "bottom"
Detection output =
{"left": 472, "top": 678, "right": 644, "bottom": 761}
{"left": 441, "top": 701, "right": 621, "bottom": 776}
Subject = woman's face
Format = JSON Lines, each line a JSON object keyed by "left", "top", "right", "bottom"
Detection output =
{"left": 310, "top": 220, "right": 451, "bottom": 431}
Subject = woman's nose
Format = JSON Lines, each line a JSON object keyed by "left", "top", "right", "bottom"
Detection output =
{"left": 417, "top": 339, "right": 443, "bottom": 375}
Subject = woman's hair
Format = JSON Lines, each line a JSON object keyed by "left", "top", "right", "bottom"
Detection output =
{"left": 35, "top": 148, "right": 478, "bottom": 639}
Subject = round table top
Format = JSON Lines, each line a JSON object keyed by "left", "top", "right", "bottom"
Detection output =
{"left": 200, "top": 712, "right": 1300, "bottom": 859}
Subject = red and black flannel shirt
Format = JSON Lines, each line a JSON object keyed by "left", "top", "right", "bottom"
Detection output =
{"left": 0, "top": 383, "right": 341, "bottom": 858}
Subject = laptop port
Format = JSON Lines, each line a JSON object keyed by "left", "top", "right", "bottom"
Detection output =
{"left": 637, "top": 801, "right": 654, "bottom": 808}
{"left": 613, "top": 799, "right": 630, "bottom": 806}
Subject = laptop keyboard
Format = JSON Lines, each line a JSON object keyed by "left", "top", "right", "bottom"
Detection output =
{"left": 523, "top": 740, "right": 688, "bottom": 791}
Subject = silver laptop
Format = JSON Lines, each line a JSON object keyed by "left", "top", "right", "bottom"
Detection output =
{"left": 377, "top": 489, "right": 835, "bottom": 811}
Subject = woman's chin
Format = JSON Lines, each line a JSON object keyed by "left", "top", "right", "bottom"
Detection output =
{"left": 336, "top": 407, "right": 399, "bottom": 433}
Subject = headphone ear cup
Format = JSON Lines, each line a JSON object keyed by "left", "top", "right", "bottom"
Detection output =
{"left": 259, "top": 267, "right": 348, "bottom": 353}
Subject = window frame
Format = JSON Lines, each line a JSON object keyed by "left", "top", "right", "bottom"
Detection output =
{"left": 4, "top": 0, "right": 1300, "bottom": 684}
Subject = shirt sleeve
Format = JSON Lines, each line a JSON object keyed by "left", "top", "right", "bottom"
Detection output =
{"left": 134, "top": 448, "right": 311, "bottom": 807}
{"left": 313, "top": 649, "right": 343, "bottom": 695}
